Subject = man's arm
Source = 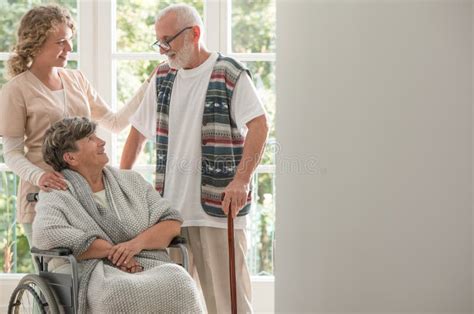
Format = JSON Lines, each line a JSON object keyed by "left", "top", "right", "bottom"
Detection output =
{"left": 222, "top": 114, "right": 269, "bottom": 217}
{"left": 108, "top": 220, "right": 182, "bottom": 266}
{"left": 120, "top": 126, "right": 147, "bottom": 169}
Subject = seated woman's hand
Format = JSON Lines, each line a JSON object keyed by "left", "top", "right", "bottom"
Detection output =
{"left": 108, "top": 239, "right": 142, "bottom": 267}
{"left": 118, "top": 257, "right": 143, "bottom": 273}
{"left": 39, "top": 171, "right": 67, "bottom": 191}
{"left": 127, "top": 257, "right": 144, "bottom": 273}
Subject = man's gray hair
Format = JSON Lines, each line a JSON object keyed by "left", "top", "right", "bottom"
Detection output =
{"left": 42, "top": 117, "right": 97, "bottom": 172}
{"left": 156, "top": 3, "right": 204, "bottom": 37}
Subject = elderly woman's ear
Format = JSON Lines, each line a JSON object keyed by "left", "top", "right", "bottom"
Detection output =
{"left": 63, "top": 152, "right": 77, "bottom": 167}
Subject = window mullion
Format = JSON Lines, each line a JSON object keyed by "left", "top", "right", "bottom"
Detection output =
{"left": 95, "top": 0, "right": 115, "bottom": 159}
{"left": 77, "top": 1, "right": 93, "bottom": 83}
{"left": 204, "top": 0, "right": 220, "bottom": 51}
{"left": 220, "top": 0, "right": 231, "bottom": 53}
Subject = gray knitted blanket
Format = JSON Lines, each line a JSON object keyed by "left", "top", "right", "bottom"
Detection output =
{"left": 33, "top": 166, "right": 203, "bottom": 313}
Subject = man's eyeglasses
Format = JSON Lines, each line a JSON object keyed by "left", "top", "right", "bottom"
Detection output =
{"left": 152, "top": 26, "right": 193, "bottom": 52}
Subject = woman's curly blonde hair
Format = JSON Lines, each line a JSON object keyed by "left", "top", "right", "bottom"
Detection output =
{"left": 7, "top": 4, "right": 76, "bottom": 78}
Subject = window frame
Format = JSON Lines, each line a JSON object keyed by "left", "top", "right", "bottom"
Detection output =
{"left": 0, "top": 0, "right": 275, "bottom": 281}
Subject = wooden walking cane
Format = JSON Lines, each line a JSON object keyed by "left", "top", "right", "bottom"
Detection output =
{"left": 227, "top": 212, "right": 237, "bottom": 314}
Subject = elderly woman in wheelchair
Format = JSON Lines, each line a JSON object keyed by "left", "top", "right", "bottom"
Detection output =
{"left": 13, "top": 117, "right": 204, "bottom": 313}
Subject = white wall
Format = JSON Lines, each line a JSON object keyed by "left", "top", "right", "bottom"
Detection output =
{"left": 275, "top": 0, "right": 472, "bottom": 312}
{"left": 472, "top": 2, "right": 474, "bottom": 312}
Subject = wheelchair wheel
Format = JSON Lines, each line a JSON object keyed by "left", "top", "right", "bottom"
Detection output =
{"left": 8, "top": 274, "right": 59, "bottom": 314}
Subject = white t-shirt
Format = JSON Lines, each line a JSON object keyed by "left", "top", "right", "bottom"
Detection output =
{"left": 130, "top": 52, "right": 265, "bottom": 229}
{"left": 93, "top": 189, "right": 122, "bottom": 220}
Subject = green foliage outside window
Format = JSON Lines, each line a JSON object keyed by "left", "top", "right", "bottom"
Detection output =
{"left": 0, "top": 0, "right": 77, "bottom": 54}
{"left": 0, "top": 170, "right": 33, "bottom": 274}
{"left": 232, "top": 0, "right": 276, "bottom": 53}
{"left": 116, "top": 0, "right": 204, "bottom": 53}
{"left": 0, "top": 62, "right": 6, "bottom": 88}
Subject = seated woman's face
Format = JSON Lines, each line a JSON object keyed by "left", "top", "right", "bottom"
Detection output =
{"left": 33, "top": 22, "right": 73, "bottom": 69}
{"left": 66, "top": 133, "right": 109, "bottom": 170}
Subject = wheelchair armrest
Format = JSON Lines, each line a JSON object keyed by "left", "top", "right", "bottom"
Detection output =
{"left": 31, "top": 247, "right": 73, "bottom": 256}
{"left": 167, "top": 236, "right": 189, "bottom": 272}
{"left": 169, "top": 236, "right": 186, "bottom": 247}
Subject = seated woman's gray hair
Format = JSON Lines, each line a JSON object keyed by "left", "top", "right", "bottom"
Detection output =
{"left": 42, "top": 117, "right": 96, "bottom": 171}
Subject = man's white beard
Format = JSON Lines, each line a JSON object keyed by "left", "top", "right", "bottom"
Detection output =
{"left": 167, "top": 39, "right": 194, "bottom": 69}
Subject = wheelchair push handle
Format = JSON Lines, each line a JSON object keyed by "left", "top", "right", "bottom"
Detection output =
{"left": 169, "top": 235, "right": 186, "bottom": 246}
{"left": 27, "top": 192, "right": 39, "bottom": 202}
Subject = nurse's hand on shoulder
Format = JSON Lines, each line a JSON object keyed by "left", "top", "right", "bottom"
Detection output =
{"left": 38, "top": 171, "right": 67, "bottom": 192}
{"left": 222, "top": 178, "right": 250, "bottom": 219}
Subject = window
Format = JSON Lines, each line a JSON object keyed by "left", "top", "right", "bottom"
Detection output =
{"left": 0, "top": 0, "right": 276, "bottom": 277}
{"left": 231, "top": 0, "right": 276, "bottom": 276}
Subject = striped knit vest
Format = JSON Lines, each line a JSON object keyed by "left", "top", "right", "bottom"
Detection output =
{"left": 154, "top": 54, "right": 252, "bottom": 217}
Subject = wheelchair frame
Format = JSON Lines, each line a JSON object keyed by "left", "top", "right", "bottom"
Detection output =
{"left": 8, "top": 236, "right": 189, "bottom": 314}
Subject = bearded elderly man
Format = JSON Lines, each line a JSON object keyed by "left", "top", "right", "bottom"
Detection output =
{"left": 120, "top": 3, "right": 269, "bottom": 314}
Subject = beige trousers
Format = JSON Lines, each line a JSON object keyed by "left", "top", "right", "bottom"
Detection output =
{"left": 171, "top": 226, "right": 253, "bottom": 314}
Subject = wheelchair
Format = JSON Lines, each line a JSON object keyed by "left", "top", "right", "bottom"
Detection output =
{"left": 8, "top": 193, "right": 189, "bottom": 314}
